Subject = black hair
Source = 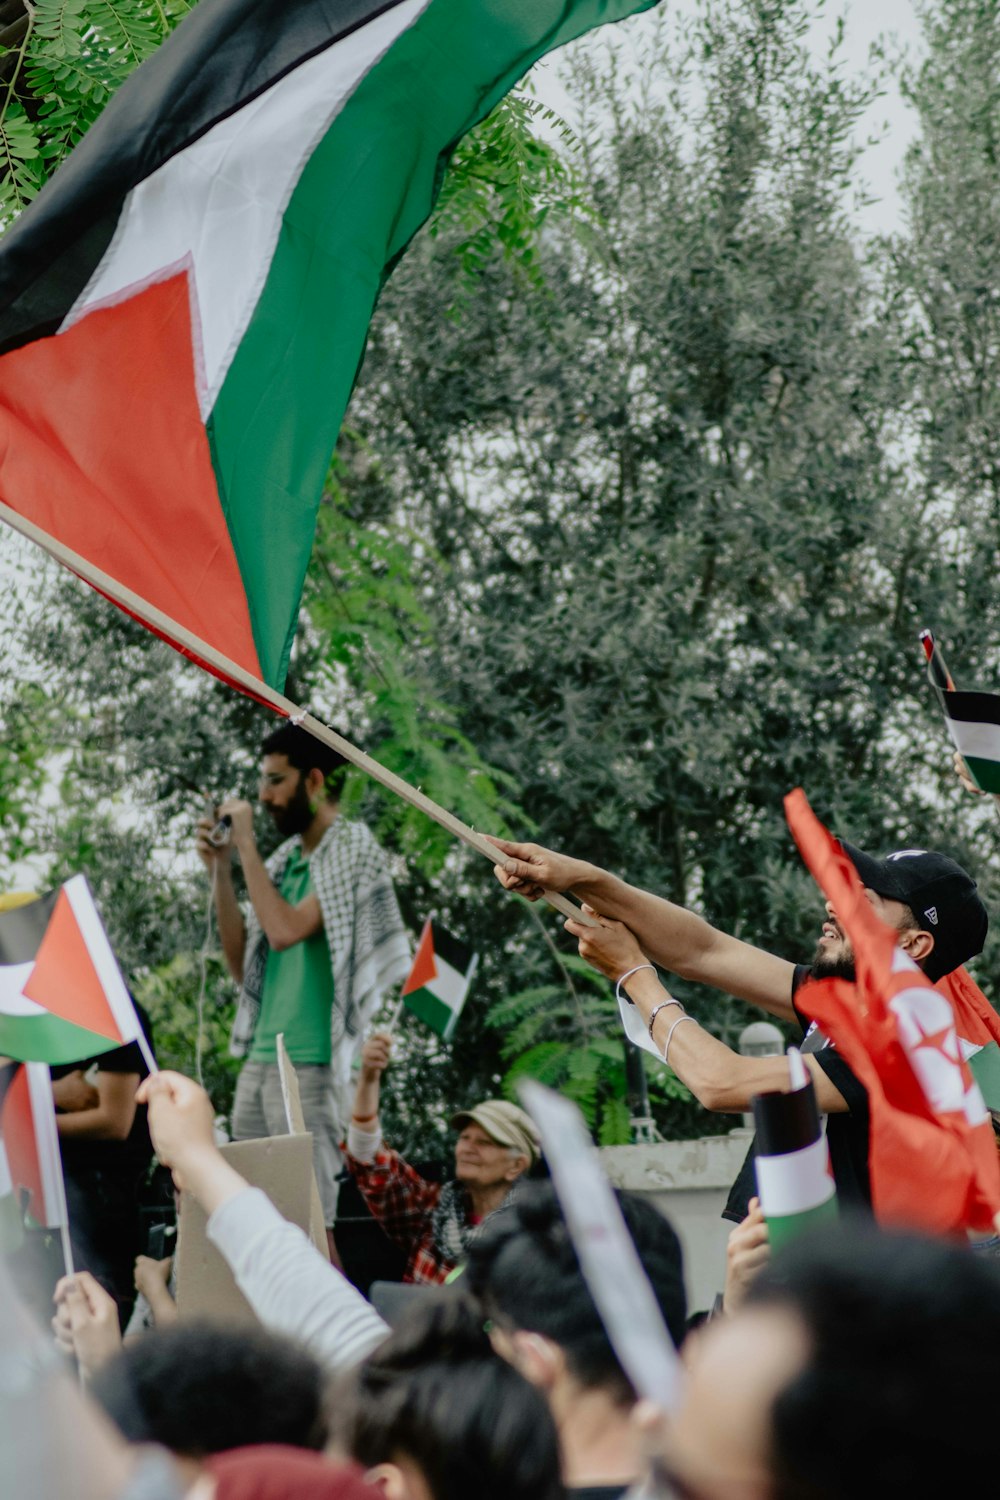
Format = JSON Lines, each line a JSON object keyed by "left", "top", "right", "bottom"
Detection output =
{"left": 261, "top": 723, "right": 348, "bottom": 791}
{"left": 332, "top": 1295, "right": 564, "bottom": 1500}
{"left": 463, "top": 1179, "right": 686, "bottom": 1406}
{"left": 747, "top": 1224, "right": 1000, "bottom": 1500}
{"left": 89, "top": 1323, "right": 327, "bottom": 1458}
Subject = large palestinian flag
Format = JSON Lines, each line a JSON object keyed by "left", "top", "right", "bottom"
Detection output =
{"left": 0, "top": 0, "right": 658, "bottom": 696}
{"left": 0, "top": 878, "right": 151, "bottom": 1067}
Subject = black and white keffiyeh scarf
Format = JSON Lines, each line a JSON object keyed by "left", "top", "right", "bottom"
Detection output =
{"left": 230, "top": 818, "right": 410, "bottom": 1091}
{"left": 430, "top": 1176, "right": 524, "bottom": 1266}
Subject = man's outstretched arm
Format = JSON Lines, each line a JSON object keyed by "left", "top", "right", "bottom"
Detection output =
{"left": 491, "top": 837, "right": 797, "bottom": 1021}
{"left": 566, "top": 910, "right": 846, "bottom": 1114}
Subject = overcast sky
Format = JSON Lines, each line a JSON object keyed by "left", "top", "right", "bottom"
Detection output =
{"left": 532, "top": 0, "right": 925, "bottom": 238}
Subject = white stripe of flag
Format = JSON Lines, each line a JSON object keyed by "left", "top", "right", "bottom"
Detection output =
{"left": 64, "top": 0, "right": 429, "bottom": 417}
{"left": 63, "top": 876, "right": 156, "bottom": 1075}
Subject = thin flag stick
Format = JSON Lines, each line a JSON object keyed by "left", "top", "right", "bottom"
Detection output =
{"left": 133, "top": 1029, "right": 158, "bottom": 1081}
{"left": 384, "top": 998, "right": 406, "bottom": 1035}
{"left": 59, "top": 1219, "right": 75, "bottom": 1279}
{"left": 0, "top": 500, "right": 596, "bottom": 929}
{"left": 25, "top": 1063, "right": 75, "bottom": 1275}
{"left": 919, "top": 629, "right": 956, "bottom": 692}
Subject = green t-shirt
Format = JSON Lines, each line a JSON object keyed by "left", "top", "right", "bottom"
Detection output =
{"left": 249, "top": 846, "right": 334, "bottom": 1065}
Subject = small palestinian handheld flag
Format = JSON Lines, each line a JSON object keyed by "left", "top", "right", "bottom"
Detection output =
{"left": 751, "top": 1049, "right": 837, "bottom": 1250}
{"left": 920, "top": 629, "right": 1000, "bottom": 794}
{"left": 0, "top": 878, "right": 153, "bottom": 1069}
{"left": 0, "top": 0, "right": 658, "bottom": 697}
{"left": 401, "top": 920, "right": 478, "bottom": 1041}
{"left": 0, "top": 1060, "right": 69, "bottom": 1234}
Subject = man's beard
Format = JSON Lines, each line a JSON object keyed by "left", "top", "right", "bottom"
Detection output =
{"left": 806, "top": 945, "right": 856, "bottom": 984}
{"left": 268, "top": 776, "right": 313, "bottom": 837}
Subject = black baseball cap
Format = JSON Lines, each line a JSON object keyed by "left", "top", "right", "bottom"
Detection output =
{"left": 841, "top": 842, "right": 988, "bottom": 982}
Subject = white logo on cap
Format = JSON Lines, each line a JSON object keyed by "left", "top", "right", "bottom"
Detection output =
{"left": 925, "top": 906, "right": 939, "bottom": 925}
{"left": 887, "top": 850, "right": 928, "bottom": 861}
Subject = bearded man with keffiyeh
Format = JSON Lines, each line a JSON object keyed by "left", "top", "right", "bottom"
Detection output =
{"left": 345, "top": 1031, "right": 540, "bottom": 1284}
{"left": 196, "top": 723, "right": 410, "bottom": 1243}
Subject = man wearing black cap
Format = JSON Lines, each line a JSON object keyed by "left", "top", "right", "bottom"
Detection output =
{"left": 489, "top": 834, "right": 989, "bottom": 1219}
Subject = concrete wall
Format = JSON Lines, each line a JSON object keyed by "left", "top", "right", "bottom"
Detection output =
{"left": 599, "top": 1131, "right": 753, "bottom": 1313}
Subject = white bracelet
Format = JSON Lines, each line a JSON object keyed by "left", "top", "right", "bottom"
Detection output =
{"left": 615, "top": 963, "right": 656, "bottom": 1005}
{"left": 662, "top": 1013, "right": 697, "bottom": 1067}
{"left": 647, "top": 998, "right": 682, "bottom": 1041}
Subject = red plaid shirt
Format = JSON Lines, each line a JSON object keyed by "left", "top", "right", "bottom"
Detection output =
{"left": 344, "top": 1143, "right": 458, "bottom": 1285}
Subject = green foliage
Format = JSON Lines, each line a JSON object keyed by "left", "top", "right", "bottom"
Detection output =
{"left": 0, "top": 0, "right": 189, "bottom": 219}
{"left": 0, "top": 100, "right": 43, "bottom": 216}
{"left": 12, "top": 0, "right": 1000, "bottom": 1156}
{"left": 301, "top": 461, "right": 526, "bottom": 874}
{"left": 136, "top": 951, "right": 241, "bottom": 1117}
{"left": 487, "top": 952, "right": 690, "bottom": 1145}
{"left": 346, "top": 0, "right": 907, "bottom": 1101}
{"left": 433, "top": 88, "right": 587, "bottom": 296}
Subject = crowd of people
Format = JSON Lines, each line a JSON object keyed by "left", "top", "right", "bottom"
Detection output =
{"left": 7, "top": 732, "right": 1000, "bottom": 1498}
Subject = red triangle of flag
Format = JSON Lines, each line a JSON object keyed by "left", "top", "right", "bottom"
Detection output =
{"left": 402, "top": 920, "right": 438, "bottom": 996}
{"left": 2, "top": 1067, "right": 45, "bottom": 1225}
{"left": 21, "top": 888, "right": 123, "bottom": 1042}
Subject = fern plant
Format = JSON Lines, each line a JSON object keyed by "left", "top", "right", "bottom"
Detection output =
{"left": 487, "top": 950, "right": 691, "bottom": 1146}
{"left": 0, "top": 0, "right": 191, "bottom": 222}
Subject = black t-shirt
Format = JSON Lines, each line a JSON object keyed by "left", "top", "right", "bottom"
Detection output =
{"left": 50, "top": 1002, "right": 155, "bottom": 1178}
{"left": 723, "top": 966, "right": 871, "bottom": 1223}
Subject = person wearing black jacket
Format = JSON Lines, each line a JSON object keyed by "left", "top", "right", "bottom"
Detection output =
{"left": 50, "top": 1001, "right": 155, "bottom": 1327}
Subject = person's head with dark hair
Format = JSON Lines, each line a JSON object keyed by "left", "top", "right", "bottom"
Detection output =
{"left": 330, "top": 1294, "right": 563, "bottom": 1500}
{"left": 258, "top": 723, "right": 348, "bottom": 838}
{"left": 661, "top": 1224, "right": 1000, "bottom": 1500}
{"left": 463, "top": 1179, "right": 685, "bottom": 1492}
{"left": 89, "top": 1323, "right": 328, "bottom": 1461}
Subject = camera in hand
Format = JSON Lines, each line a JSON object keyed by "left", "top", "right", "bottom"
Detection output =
{"left": 208, "top": 813, "right": 232, "bottom": 847}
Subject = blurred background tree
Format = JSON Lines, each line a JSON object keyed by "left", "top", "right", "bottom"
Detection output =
{"left": 5, "top": 0, "right": 1000, "bottom": 1152}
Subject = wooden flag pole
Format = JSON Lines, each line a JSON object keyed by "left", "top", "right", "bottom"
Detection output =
{"left": 0, "top": 501, "right": 596, "bottom": 927}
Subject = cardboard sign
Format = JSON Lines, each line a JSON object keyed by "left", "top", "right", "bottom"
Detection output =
{"left": 276, "top": 1032, "right": 330, "bottom": 1257}
{"left": 174, "top": 1132, "right": 315, "bottom": 1325}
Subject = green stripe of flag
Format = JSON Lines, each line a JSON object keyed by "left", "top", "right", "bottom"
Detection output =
{"left": 209, "top": 0, "right": 657, "bottom": 686}
{"left": 765, "top": 1193, "right": 839, "bottom": 1252}
{"left": 0, "top": 1009, "right": 124, "bottom": 1066}
{"left": 961, "top": 756, "right": 1000, "bottom": 796}
{"left": 968, "top": 1040, "right": 1000, "bottom": 1111}
{"left": 403, "top": 984, "right": 454, "bottom": 1039}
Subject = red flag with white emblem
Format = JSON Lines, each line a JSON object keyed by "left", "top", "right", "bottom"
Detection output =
{"left": 785, "top": 788, "right": 1000, "bottom": 1236}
